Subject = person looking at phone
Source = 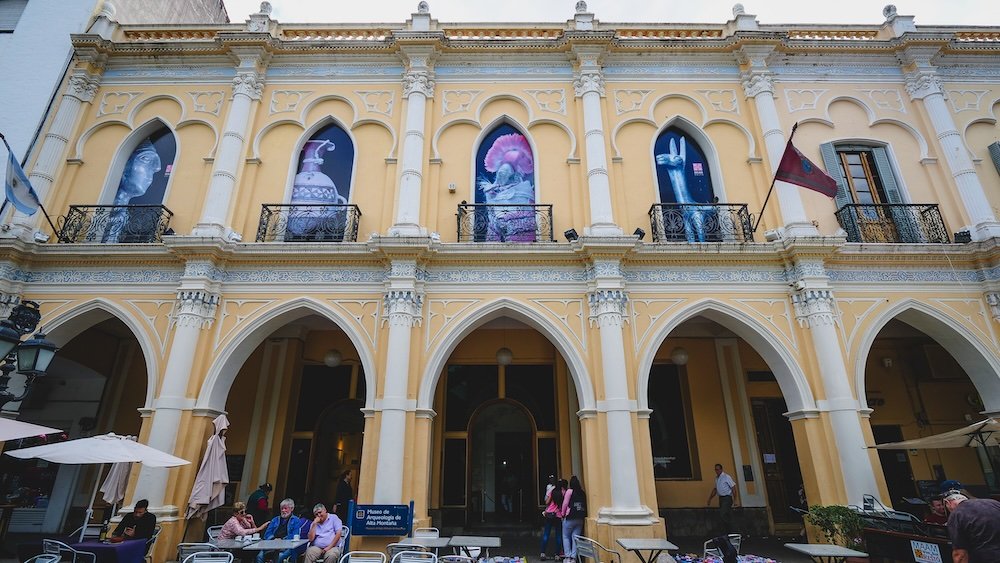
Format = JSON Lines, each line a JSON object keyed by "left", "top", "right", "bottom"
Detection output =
{"left": 111, "top": 499, "right": 157, "bottom": 540}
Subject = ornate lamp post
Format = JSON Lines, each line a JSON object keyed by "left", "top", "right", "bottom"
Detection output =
{"left": 0, "top": 301, "right": 59, "bottom": 409}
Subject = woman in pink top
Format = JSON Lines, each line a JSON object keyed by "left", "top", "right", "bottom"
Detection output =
{"left": 219, "top": 502, "right": 268, "bottom": 540}
{"left": 539, "top": 476, "right": 565, "bottom": 560}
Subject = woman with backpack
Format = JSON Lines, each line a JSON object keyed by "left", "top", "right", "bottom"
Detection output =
{"left": 560, "top": 476, "right": 586, "bottom": 563}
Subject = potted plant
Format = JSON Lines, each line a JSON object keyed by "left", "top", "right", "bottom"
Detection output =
{"left": 805, "top": 505, "right": 867, "bottom": 561}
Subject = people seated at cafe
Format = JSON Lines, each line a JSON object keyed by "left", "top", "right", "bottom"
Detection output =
{"left": 924, "top": 495, "right": 948, "bottom": 525}
{"left": 257, "top": 498, "right": 310, "bottom": 563}
{"left": 304, "top": 503, "right": 344, "bottom": 563}
{"left": 220, "top": 501, "right": 268, "bottom": 540}
{"left": 111, "top": 499, "right": 157, "bottom": 541}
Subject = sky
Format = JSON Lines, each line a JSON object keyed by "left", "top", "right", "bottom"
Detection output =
{"left": 222, "top": 0, "right": 998, "bottom": 26}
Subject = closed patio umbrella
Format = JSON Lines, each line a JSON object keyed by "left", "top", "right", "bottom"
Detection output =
{"left": 186, "top": 414, "right": 230, "bottom": 519}
{"left": 99, "top": 459, "right": 133, "bottom": 515}
{"left": 0, "top": 417, "right": 61, "bottom": 441}
{"left": 6, "top": 432, "right": 189, "bottom": 541}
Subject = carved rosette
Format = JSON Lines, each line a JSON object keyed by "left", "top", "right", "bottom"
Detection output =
{"left": 402, "top": 70, "right": 435, "bottom": 98}
{"left": 904, "top": 71, "right": 943, "bottom": 100}
{"left": 383, "top": 290, "right": 424, "bottom": 327}
{"left": 588, "top": 289, "right": 628, "bottom": 328}
{"left": 232, "top": 72, "right": 264, "bottom": 100}
{"left": 986, "top": 292, "right": 1000, "bottom": 323}
{"left": 791, "top": 289, "right": 838, "bottom": 328}
{"left": 173, "top": 290, "right": 220, "bottom": 329}
{"left": 68, "top": 73, "right": 101, "bottom": 103}
{"left": 740, "top": 71, "right": 774, "bottom": 98}
{"left": 573, "top": 70, "right": 605, "bottom": 98}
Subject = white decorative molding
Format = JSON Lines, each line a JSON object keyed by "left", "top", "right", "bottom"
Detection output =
{"left": 441, "top": 89, "right": 482, "bottom": 115}
{"left": 735, "top": 298, "right": 800, "bottom": 351}
{"left": 402, "top": 69, "right": 435, "bottom": 98}
{"left": 329, "top": 299, "right": 381, "bottom": 349}
{"left": 931, "top": 298, "right": 997, "bottom": 347}
{"left": 903, "top": 71, "right": 943, "bottom": 100}
{"left": 532, "top": 298, "right": 587, "bottom": 351}
{"left": 740, "top": 71, "right": 774, "bottom": 98}
{"left": 68, "top": 73, "right": 101, "bottom": 103}
{"left": 382, "top": 290, "right": 423, "bottom": 327}
{"left": 791, "top": 289, "right": 839, "bottom": 329}
{"left": 613, "top": 89, "right": 653, "bottom": 115}
{"left": 232, "top": 71, "right": 264, "bottom": 100}
{"left": 213, "top": 299, "right": 276, "bottom": 350}
{"left": 986, "top": 292, "right": 1000, "bottom": 323}
{"left": 695, "top": 89, "right": 739, "bottom": 114}
{"left": 525, "top": 89, "right": 567, "bottom": 114}
{"left": 573, "top": 70, "right": 605, "bottom": 98}
{"left": 123, "top": 299, "right": 174, "bottom": 355}
{"left": 835, "top": 298, "right": 885, "bottom": 357}
{"left": 0, "top": 293, "right": 20, "bottom": 320}
{"left": 354, "top": 90, "right": 395, "bottom": 116}
{"left": 97, "top": 92, "right": 141, "bottom": 117}
{"left": 785, "top": 89, "right": 827, "bottom": 112}
{"left": 947, "top": 89, "right": 989, "bottom": 113}
{"left": 857, "top": 89, "right": 906, "bottom": 113}
{"left": 629, "top": 298, "right": 686, "bottom": 353}
{"left": 424, "top": 299, "right": 480, "bottom": 350}
{"left": 170, "top": 290, "right": 219, "bottom": 330}
{"left": 588, "top": 290, "right": 629, "bottom": 328}
{"left": 269, "top": 90, "right": 313, "bottom": 115}
{"left": 188, "top": 91, "right": 225, "bottom": 115}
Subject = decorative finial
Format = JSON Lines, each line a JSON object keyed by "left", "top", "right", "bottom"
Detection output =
{"left": 257, "top": 1, "right": 272, "bottom": 15}
{"left": 732, "top": 4, "right": 745, "bottom": 16}
{"left": 883, "top": 4, "right": 897, "bottom": 18}
{"left": 99, "top": 0, "right": 117, "bottom": 19}
{"left": 417, "top": 1, "right": 429, "bottom": 14}
{"left": 576, "top": 1, "right": 588, "bottom": 14}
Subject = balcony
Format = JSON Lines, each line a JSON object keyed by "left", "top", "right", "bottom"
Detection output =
{"left": 56, "top": 205, "right": 174, "bottom": 243}
{"left": 456, "top": 203, "right": 554, "bottom": 242}
{"left": 835, "top": 204, "right": 949, "bottom": 244}
{"left": 255, "top": 204, "right": 361, "bottom": 242}
{"left": 647, "top": 203, "right": 754, "bottom": 243}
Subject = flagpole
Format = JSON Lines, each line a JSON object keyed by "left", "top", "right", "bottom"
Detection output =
{"left": 0, "top": 132, "right": 60, "bottom": 238}
{"left": 752, "top": 122, "right": 799, "bottom": 233}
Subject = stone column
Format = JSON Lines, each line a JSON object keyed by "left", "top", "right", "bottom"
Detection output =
{"left": 573, "top": 48, "right": 622, "bottom": 237}
{"left": 3, "top": 63, "right": 102, "bottom": 240}
{"left": 372, "top": 261, "right": 422, "bottom": 503}
{"left": 791, "top": 274, "right": 880, "bottom": 506}
{"left": 738, "top": 46, "right": 818, "bottom": 238}
{"left": 902, "top": 48, "right": 1000, "bottom": 241}
{"left": 588, "top": 262, "right": 654, "bottom": 523}
{"left": 132, "top": 271, "right": 219, "bottom": 510}
{"left": 389, "top": 48, "right": 434, "bottom": 237}
{"left": 191, "top": 49, "right": 267, "bottom": 238}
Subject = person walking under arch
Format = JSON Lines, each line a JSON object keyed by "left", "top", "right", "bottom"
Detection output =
{"left": 560, "top": 476, "right": 586, "bottom": 563}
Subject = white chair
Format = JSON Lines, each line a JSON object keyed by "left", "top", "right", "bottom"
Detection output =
{"left": 390, "top": 550, "right": 437, "bottom": 563}
{"left": 413, "top": 527, "right": 440, "bottom": 538}
{"left": 339, "top": 551, "right": 388, "bottom": 563}
{"left": 206, "top": 525, "right": 224, "bottom": 541}
{"left": 182, "top": 552, "right": 234, "bottom": 563}
{"left": 703, "top": 534, "right": 741, "bottom": 559}
{"left": 438, "top": 557, "right": 473, "bottom": 563}
{"left": 388, "top": 543, "right": 428, "bottom": 560}
{"left": 145, "top": 524, "right": 163, "bottom": 563}
{"left": 24, "top": 555, "right": 60, "bottom": 563}
{"left": 573, "top": 535, "right": 621, "bottom": 563}
{"left": 177, "top": 542, "right": 218, "bottom": 563}
{"left": 42, "top": 539, "right": 97, "bottom": 563}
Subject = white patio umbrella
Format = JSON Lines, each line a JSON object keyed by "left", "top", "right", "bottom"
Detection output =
{"left": 6, "top": 432, "right": 189, "bottom": 541}
{"left": 0, "top": 417, "right": 61, "bottom": 441}
{"left": 872, "top": 418, "right": 1000, "bottom": 482}
{"left": 186, "top": 414, "right": 230, "bottom": 519}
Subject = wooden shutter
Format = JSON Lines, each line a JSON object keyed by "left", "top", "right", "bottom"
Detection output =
{"left": 0, "top": 0, "right": 28, "bottom": 32}
{"left": 818, "top": 142, "right": 853, "bottom": 211}
{"left": 871, "top": 147, "right": 904, "bottom": 203}
{"left": 989, "top": 142, "right": 1000, "bottom": 178}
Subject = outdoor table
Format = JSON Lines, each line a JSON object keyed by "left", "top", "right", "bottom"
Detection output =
{"left": 242, "top": 538, "right": 310, "bottom": 552}
{"left": 616, "top": 538, "right": 679, "bottom": 563}
{"left": 211, "top": 538, "right": 260, "bottom": 563}
{"left": 448, "top": 535, "right": 501, "bottom": 558}
{"left": 69, "top": 539, "right": 147, "bottom": 563}
{"left": 783, "top": 543, "right": 868, "bottom": 563}
{"left": 398, "top": 536, "right": 453, "bottom": 552}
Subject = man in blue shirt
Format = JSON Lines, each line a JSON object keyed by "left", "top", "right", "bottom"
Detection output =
{"left": 305, "top": 503, "right": 344, "bottom": 563}
{"left": 258, "top": 498, "right": 309, "bottom": 563}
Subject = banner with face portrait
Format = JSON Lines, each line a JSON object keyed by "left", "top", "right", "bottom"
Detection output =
{"left": 113, "top": 128, "right": 175, "bottom": 206}
{"left": 475, "top": 124, "right": 537, "bottom": 242}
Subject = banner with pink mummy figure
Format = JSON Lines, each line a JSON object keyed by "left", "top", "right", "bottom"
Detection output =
{"left": 475, "top": 125, "right": 538, "bottom": 242}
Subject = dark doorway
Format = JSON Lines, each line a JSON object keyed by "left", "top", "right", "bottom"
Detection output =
{"left": 494, "top": 431, "right": 533, "bottom": 521}
{"left": 752, "top": 398, "right": 805, "bottom": 527}
{"left": 873, "top": 425, "right": 916, "bottom": 507}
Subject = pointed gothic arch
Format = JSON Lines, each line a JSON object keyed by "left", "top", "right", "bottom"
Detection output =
{"left": 100, "top": 118, "right": 177, "bottom": 206}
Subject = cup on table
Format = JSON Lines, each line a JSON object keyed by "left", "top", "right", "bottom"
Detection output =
{"left": 293, "top": 533, "right": 300, "bottom": 541}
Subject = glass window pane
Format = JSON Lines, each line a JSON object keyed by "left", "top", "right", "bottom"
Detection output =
{"left": 848, "top": 164, "right": 866, "bottom": 178}
{"left": 647, "top": 364, "right": 695, "bottom": 478}
{"left": 856, "top": 191, "right": 875, "bottom": 204}
{"left": 445, "top": 365, "right": 498, "bottom": 431}
{"left": 505, "top": 365, "right": 555, "bottom": 431}
{"left": 443, "top": 439, "right": 467, "bottom": 506}
{"left": 845, "top": 153, "right": 862, "bottom": 164}
{"left": 853, "top": 178, "right": 870, "bottom": 192}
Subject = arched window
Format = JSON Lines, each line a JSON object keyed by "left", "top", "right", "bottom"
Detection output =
{"left": 112, "top": 127, "right": 175, "bottom": 206}
{"left": 473, "top": 124, "right": 537, "bottom": 242}
{"left": 653, "top": 127, "right": 716, "bottom": 205}
{"left": 292, "top": 122, "right": 354, "bottom": 205}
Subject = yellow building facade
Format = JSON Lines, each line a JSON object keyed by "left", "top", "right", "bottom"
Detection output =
{"left": 2, "top": 2, "right": 1000, "bottom": 560}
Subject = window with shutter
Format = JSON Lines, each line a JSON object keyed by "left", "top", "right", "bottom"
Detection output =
{"left": 0, "top": 0, "right": 28, "bottom": 33}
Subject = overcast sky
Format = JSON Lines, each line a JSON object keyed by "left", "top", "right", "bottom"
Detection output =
{"left": 222, "top": 1, "right": 997, "bottom": 26}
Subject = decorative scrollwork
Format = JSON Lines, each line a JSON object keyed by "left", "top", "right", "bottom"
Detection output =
{"left": 256, "top": 204, "right": 362, "bottom": 242}
{"left": 647, "top": 203, "right": 753, "bottom": 243}
{"left": 834, "top": 203, "right": 949, "bottom": 243}
{"left": 57, "top": 205, "right": 174, "bottom": 244}
{"left": 456, "top": 203, "right": 553, "bottom": 242}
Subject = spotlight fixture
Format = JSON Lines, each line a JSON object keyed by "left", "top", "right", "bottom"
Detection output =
{"left": 669, "top": 346, "right": 689, "bottom": 366}
{"left": 496, "top": 347, "right": 513, "bottom": 366}
{"left": 564, "top": 228, "right": 579, "bottom": 242}
{"left": 633, "top": 228, "right": 645, "bottom": 240}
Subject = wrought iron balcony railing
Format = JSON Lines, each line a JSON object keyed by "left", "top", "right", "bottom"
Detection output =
{"left": 256, "top": 204, "right": 362, "bottom": 242}
{"left": 56, "top": 205, "right": 174, "bottom": 243}
{"left": 456, "top": 203, "right": 554, "bottom": 242}
{"left": 647, "top": 203, "right": 754, "bottom": 243}
{"left": 835, "top": 203, "right": 949, "bottom": 243}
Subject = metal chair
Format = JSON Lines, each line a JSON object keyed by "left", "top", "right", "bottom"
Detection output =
{"left": 42, "top": 539, "right": 97, "bottom": 563}
{"left": 413, "top": 527, "right": 440, "bottom": 538}
{"left": 339, "top": 551, "right": 388, "bottom": 563}
{"left": 703, "top": 534, "right": 741, "bottom": 559}
{"left": 206, "top": 525, "right": 224, "bottom": 541}
{"left": 23, "top": 555, "right": 61, "bottom": 563}
{"left": 438, "top": 556, "right": 474, "bottom": 563}
{"left": 390, "top": 550, "right": 437, "bottom": 563}
{"left": 177, "top": 542, "right": 218, "bottom": 563}
{"left": 573, "top": 535, "right": 621, "bottom": 563}
{"left": 182, "top": 552, "right": 234, "bottom": 563}
{"left": 145, "top": 524, "right": 163, "bottom": 563}
{"left": 68, "top": 523, "right": 103, "bottom": 541}
{"left": 387, "top": 544, "right": 429, "bottom": 560}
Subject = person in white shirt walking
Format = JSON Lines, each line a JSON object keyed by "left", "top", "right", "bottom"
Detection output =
{"left": 706, "top": 463, "right": 739, "bottom": 534}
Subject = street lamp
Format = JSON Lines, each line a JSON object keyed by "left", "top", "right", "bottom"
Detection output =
{"left": 0, "top": 301, "right": 59, "bottom": 409}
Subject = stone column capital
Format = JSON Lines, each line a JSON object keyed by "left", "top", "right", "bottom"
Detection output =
{"left": 573, "top": 69, "right": 605, "bottom": 98}
{"left": 383, "top": 289, "right": 423, "bottom": 327}
{"left": 588, "top": 289, "right": 628, "bottom": 327}
{"left": 986, "top": 292, "right": 1000, "bottom": 323}
{"left": 172, "top": 290, "right": 220, "bottom": 329}
{"left": 67, "top": 71, "right": 102, "bottom": 103}
{"left": 402, "top": 69, "right": 435, "bottom": 98}
{"left": 740, "top": 69, "right": 774, "bottom": 98}
{"left": 791, "top": 288, "right": 838, "bottom": 328}
{"left": 903, "top": 70, "right": 943, "bottom": 100}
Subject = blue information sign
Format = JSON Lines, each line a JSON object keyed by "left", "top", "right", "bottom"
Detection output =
{"left": 348, "top": 502, "right": 413, "bottom": 537}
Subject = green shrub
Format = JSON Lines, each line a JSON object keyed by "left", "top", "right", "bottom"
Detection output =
{"left": 805, "top": 505, "right": 864, "bottom": 550}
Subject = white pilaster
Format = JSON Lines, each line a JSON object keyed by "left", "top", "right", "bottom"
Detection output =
{"left": 192, "top": 49, "right": 267, "bottom": 238}
{"left": 791, "top": 281, "right": 880, "bottom": 506}
{"left": 902, "top": 49, "right": 1000, "bottom": 241}
{"left": 133, "top": 281, "right": 218, "bottom": 510}
{"left": 573, "top": 48, "right": 622, "bottom": 237}
{"left": 738, "top": 46, "right": 818, "bottom": 238}
{"left": 372, "top": 262, "right": 423, "bottom": 503}
{"left": 389, "top": 48, "right": 435, "bottom": 237}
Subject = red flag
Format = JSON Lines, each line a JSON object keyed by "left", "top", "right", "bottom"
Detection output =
{"left": 774, "top": 142, "right": 838, "bottom": 197}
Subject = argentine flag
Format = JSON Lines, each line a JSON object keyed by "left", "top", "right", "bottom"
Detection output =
{"left": 5, "top": 151, "right": 39, "bottom": 216}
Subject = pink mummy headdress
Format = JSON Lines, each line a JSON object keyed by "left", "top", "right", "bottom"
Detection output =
{"left": 483, "top": 133, "right": 533, "bottom": 175}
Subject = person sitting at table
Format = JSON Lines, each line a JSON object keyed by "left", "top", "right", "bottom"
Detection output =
{"left": 304, "top": 503, "right": 343, "bottom": 563}
{"left": 257, "top": 498, "right": 310, "bottom": 563}
{"left": 924, "top": 495, "right": 949, "bottom": 525}
{"left": 110, "top": 499, "right": 156, "bottom": 541}
{"left": 220, "top": 501, "right": 268, "bottom": 540}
